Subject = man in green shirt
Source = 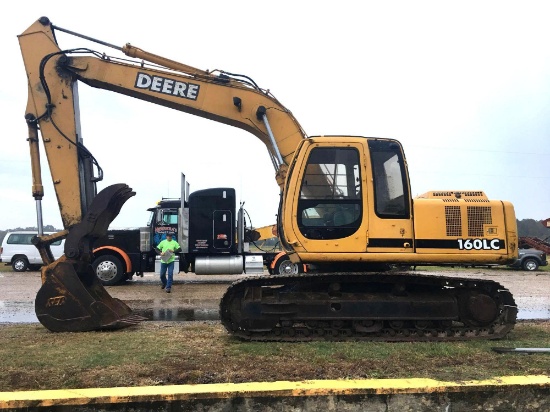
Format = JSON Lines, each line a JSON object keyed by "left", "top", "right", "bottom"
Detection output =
{"left": 155, "top": 233, "right": 181, "bottom": 293}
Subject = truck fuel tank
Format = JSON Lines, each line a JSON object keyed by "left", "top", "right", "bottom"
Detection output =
{"left": 195, "top": 255, "right": 243, "bottom": 275}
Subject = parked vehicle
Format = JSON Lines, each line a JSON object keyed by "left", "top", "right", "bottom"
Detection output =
{"left": 508, "top": 248, "right": 548, "bottom": 271}
{"left": 0, "top": 231, "right": 64, "bottom": 272}
{"left": 91, "top": 183, "right": 287, "bottom": 286}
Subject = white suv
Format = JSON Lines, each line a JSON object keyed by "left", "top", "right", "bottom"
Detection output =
{"left": 0, "top": 231, "right": 65, "bottom": 272}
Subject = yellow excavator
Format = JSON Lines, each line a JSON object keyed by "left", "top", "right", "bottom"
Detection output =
{"left": 18, "top": 17, "right": 518, "bottom": 340}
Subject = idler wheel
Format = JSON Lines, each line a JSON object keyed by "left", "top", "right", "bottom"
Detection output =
{"left": 460, "top": 293, "right": 498, "bottom": 326}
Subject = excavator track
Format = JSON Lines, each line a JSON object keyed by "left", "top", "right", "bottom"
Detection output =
{"left": 220, "top": 272, "right": 517, "bottom": 342}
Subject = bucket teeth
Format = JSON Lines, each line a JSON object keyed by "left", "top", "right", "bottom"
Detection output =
{"left": 98, "top": 314, "right": 147, "bottom": 330}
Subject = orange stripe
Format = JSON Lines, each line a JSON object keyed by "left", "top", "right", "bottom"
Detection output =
{"left": 93, "top": 246, "right": 132, "bottom": 273}
{"left": 270, "top": 252, "right": 287, "bottom": 269}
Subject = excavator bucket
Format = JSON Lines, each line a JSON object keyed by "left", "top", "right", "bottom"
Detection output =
{"left": 35, "top": 259, "right": 144, "bottom": 332}
{"left": 34, "top": 183, "right": 146, "bottom": 332}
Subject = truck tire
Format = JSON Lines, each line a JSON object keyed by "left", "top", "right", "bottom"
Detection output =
{"left": 522, "top": 258, "right": 539, "bottom": 271}
{"left": 12, "top": 256, "right": 29, "bottom": 272}
{"left": 93, "top": 254, "right": 125, "bottom": 285}
{"left": 273, "top": 254, "right": 302, "bottom": 275}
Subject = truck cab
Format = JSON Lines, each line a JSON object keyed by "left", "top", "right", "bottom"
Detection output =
{"left": 148, "top": 199, "right": 181, "bottom": 247}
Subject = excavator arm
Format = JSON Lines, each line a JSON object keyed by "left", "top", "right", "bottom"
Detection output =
{"left": 18, "top": 17, "right": 306, "bottom": 332}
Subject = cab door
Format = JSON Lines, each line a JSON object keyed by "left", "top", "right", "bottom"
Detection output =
{"left": 365, "top": 139, "right": 414, "bottom": 253}
{"left": 284, "top": 139, "right": 368, "bottom": 254}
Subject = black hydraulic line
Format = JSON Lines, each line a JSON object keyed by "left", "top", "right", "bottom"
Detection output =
{"left": 36, "top": 49, "right": 104, "bottom": 182}
{"left": 51, "top": 24, "right": 122, "bottom": 52}
{"left": 243, "top": 208, "right": 280, "bottom": 253}
{"left": 219, "top": 70, "right": 261, "bottom": 90}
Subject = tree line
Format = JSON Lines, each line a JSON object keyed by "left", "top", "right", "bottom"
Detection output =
{"left": 0, "top": 225, "right": 59, "bottom": 245}
{"left": 516, "top": 219, "right": 550, "bottom": 240}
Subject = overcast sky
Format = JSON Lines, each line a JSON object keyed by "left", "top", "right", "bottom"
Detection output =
{"left": 1, "top": 1, "right": 549, "bottom": 232}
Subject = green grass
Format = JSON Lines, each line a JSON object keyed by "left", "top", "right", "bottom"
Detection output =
{"left": 0, "top": 321, "right": 548, "bottom": 391}
{"left": 0, "top": 264, "right": 13, "bottom": 272}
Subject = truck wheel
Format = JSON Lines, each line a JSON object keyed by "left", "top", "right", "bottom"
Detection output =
{"left": 12, "top": 256, "right": 29, "bottom": 272}
{"left": 522, "top": 258, "right": 539, "bottom": 271}
{"left": 93, "top": 255, "right": 125, "bottom": 285}
{"left": 274, "top": 255, "right": 302, "bottom": 275}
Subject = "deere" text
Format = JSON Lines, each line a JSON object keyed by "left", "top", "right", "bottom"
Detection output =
{"left": 134, "top": 73, "right": 200, "bottom": 100}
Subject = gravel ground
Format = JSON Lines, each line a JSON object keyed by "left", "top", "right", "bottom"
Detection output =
{"left": 0, "top": 267, "right": 549, "bottom": 322}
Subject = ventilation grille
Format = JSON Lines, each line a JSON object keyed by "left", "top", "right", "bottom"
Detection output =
{"left": 465, "top": 198, "right": 490, "bottom": 203}
{"left": 417, "top": 191, "right": 488, "bottom": 199}
{"left": 467, "top": 206, "right": 492, "bottom": 237}
{"left": 442, "top": 198, "right": 459, "bottom": 203}
{"left": 432, "top": 191, "right": 485, "bottom": 197}
{"left": 445, "top": 206, "right": 462, "bottom": 236}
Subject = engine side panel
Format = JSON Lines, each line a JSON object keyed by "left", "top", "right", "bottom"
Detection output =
{"left": 413, "top": 196, "right": 516, "bottom": 263}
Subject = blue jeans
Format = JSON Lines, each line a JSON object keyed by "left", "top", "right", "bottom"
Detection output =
{"left": 160, "top": 261, "right": 175, "bottom": 289}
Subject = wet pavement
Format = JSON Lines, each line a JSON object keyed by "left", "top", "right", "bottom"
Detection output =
{"left": 1, "top": 269, "right": 549, "bottom": 324}
{"left": 0, "top": 301, "right": 35, "bottom": 323}
{"left": 1, "top": 299, "right": 548, "bottom": 324}
{"left": 0, "top": 300, "right": 222, "bottom": 323}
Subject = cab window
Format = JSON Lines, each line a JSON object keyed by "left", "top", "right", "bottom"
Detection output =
{"left": 297, "top": 147, "right": 362, "bottom": 240}
{"left": 368, "top": 140, "right": 410, "bottom": 218}
{"left": 7, "top": 234, "right": 35, "bottom": 244}
{"left": 157, "top": 209, "right": 178, "bottom": 225}
{"left": 7, "top": 233, "right": 61, "bottom": 246}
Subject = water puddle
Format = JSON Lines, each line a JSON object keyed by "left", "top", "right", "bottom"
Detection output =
{"left": 0, "top": 300, "right": 548, "bottom": 323}
{"left": 514, "top": 297, "right": 550, "bottom": 320}
{"left": 134, "top": 308, "right": 219, "bottom": 321}
{"left": 125, "top": 299, "right": 221, "bottom": 321}
{"left": 518, "top": 309, "right": 550, "bottom": 320}
{"left": 0, "top": 301, "right": 36, "bottom": 323}
{"left": 0, "top": 300, "right": 221, "bottom": 323}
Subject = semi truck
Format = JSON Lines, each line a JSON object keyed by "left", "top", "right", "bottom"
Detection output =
{"left": 92, "top": 175, "right": 289, "bottom": 285}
